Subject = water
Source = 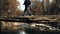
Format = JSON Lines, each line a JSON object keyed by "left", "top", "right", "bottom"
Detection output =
{"left": 1, "top": 29, "right": 60, "bottom": 34}
{"left": 18, "top": 30, "right": 26, "bottom": 34}
{"left": 1, "top": 30, "right": 27, "bottom": 34}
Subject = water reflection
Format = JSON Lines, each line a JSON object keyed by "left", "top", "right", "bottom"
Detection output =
{"left": 18, "top": 30, "right": 26, "bottom": 34}
{"left": 1, "top": 29, "right": 60, "bottom": 34}
{"left": 2, "top": 30, "right": 27, "bottom": 34}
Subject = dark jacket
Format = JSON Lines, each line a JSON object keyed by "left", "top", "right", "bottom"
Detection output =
{"left": 23, "top": 0, "right": 31, "bottom": 6}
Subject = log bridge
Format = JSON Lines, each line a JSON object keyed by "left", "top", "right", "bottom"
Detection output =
{"left": 0, "top": 16, "right": 60, "bottom": 32}
{"left": 0, "top": 16, "right": 59, "bottom": 23}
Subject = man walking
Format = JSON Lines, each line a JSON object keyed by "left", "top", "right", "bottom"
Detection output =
{"left": 22, "top": 0, "right": 33, "bottom": 16}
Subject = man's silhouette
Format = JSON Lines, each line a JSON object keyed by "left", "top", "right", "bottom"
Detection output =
{"left": 22, "top": 0, "right": 33, "bottom": 16}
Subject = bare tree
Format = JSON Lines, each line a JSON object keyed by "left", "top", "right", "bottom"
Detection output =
{"left": 0, "top": 0, "right": 21, "bottom": 17}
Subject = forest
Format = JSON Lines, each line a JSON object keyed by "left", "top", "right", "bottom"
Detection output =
{"left": 0, "top": 0, "right": 60, "bottom": 17}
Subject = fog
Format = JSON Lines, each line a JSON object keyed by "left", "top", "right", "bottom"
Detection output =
{"left": 17, "top": 0, "right": 25, "bottom": 11}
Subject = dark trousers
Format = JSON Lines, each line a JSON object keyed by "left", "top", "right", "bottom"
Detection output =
{"left": 22, "top": 5, "right": 33, "bottom": 16}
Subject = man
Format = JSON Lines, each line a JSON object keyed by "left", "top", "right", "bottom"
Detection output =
{"left": 22, "top": 0, "right": 33, "bottom": 16}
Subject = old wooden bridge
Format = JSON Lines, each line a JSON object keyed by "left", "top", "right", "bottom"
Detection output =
{"left": 0, "top": 15, "right": 60, "bottom": 23}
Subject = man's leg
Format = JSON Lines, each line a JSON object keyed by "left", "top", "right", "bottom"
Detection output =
{"left": 22, "top": 6, "right": 27, "bottom": 16}
{"left": 27, "top": 7, "right": 33, "bottom": 16}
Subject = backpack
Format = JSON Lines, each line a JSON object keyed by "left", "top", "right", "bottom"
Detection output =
{"left": 24, "top": 0, "right": 31, "bottom": 5}
{"left": 27, "top": 0, "right": 31, "bottom": 5}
